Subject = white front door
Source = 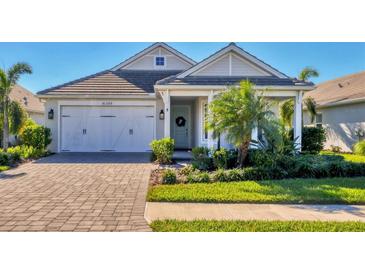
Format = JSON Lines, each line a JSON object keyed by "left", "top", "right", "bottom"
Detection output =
{"left": 60, "top": 106, "right": 154, "bottom": 152}
{"left": 171, "top": 105, "right": 191, "bottom": 149}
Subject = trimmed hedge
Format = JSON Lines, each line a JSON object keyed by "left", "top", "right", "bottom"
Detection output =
{"left": 150, "top": 138, "right": 175, "bottom": 164}
{"left": 290, "top": 126, "right": 326, "bottom": 154}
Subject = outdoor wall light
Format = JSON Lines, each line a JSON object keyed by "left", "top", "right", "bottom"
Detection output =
{"left": 48, "top": 109, "right": 54, "bottom": 120}
{"left": 159, "top": 109, "right": 165, "bottom": 120}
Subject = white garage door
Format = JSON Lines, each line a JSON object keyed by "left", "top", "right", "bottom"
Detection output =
{"left": 60, "top": 106, "right": 154, "bottom": 152}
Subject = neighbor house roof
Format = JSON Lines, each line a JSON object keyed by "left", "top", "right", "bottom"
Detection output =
{"left": 304, "top": 70, "right": 365, "bottom": 107}
{"left": 10, "top": 85, "right": 44, "bottom": 114}
{"left": 37, "top": 70, "right": 182, "bottom": 95}
{"left": 156, "top": 75, "right": 311, "bottom": 87}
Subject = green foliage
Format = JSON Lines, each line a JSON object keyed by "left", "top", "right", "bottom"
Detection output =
{"left": 0, "top": 165, "right": 10, "bottom": 172}
{"left": 208, "top": 80, "right": 274, "bottom": 167}
{"left": 279, "top": 99, "right": 294, "bottom": 128}
{"left": 150, "top": 138, "right": 175, "bottom": 164}
{"left": 187, "top": 171, "right": 210, "bottom": 183}
{"left": 212, "top": 148, "right": 228, "bottom": 169}
{"left": 178, "top": 164, "right": 195, "bottom": 176}
{"left": 253, "top": 119, "right": 299, "bottom": 155}
{"left": 354, "top": 140, "right": 365, "bottom": 156}
{"left": 147, "top": 177, "right": 365, "bottom": 204}
{"left": 304, "top": 97, "right": 317, "bottom": 123}
{"left": 0, "top": 62, "right": 33, "bottom": 150}
{"left": 20, "top": 119, "right": 52, "bottom": 149}
{"left": 191, "top": 147, "right": 213, "bottom": 171}
{"left": 301, "top": 126, "right": 326, "bottom": 154}
{"left": 8, "top": 145, "right": 46, "bottom": 159}
{"left": 0, "top": 152, "right": 10, "bottom": 165}
{"left": 299, "top": 67, "right": 319, "bottom": 82}
{"left": 150, "top": 220, "right": 365, "bottom": 232}
{"left": 8, "top": 101, "right": 27, "bottom": 135}
{"left": 162, "top": 169, "right": 177, "bottom": 185}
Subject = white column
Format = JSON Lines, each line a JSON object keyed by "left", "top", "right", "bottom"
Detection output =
{"left": 250, "top": 125, "right": 258, "bottom": 148}
{"left": 293, "top": 91, "right": 303, "bottom": 151}
{"left": 207, "top": 90, "right": 215, "bottom": 149}
{"left": 161, "top": 90, "right": 170, "bottom": 138}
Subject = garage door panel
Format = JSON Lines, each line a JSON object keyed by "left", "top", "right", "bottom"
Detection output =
{"left": 61, "top": 105, "right": 154, "bottom": 152}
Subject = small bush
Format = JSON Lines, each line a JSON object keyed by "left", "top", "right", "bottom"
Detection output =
{"left": 6, "top": 146, "right": 22, "bottom": 162}
{"left": 354, "top": 140, "right": 365, "bottom": 156}
{"left": 289, "top": 126, "right": 326, "bottom": 154}
{"left": 162, "top": 169, "right": 177, "bottom": 184}
{"left": 191, "top": 147, "right": 213, "bottom": 171}
{"left": 178, "top": 164, "right": 195, "bottom": 176}
{"left": 20, "top": 119, "right": 52, "bottom": 150}
{"left": 187, "top": 171, "right": 210, "bottom": 183}
{"left": 0, "top": 152, "right": 10, "bottom": 166}
{"left": 150, "top": 138, "right": 175, "bottom": 164}
{"left": 212, "top": 148, "right": 228, "bottom": 169}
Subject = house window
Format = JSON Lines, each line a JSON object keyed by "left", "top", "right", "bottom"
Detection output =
{"left": 315, "top": 113, "right": 323, "bottom": 128}
{"left": 202, "top": 103, "right": 208, "bottom": 140}
{"left": 155, "top": 56, "right": 165, "bottom": 66}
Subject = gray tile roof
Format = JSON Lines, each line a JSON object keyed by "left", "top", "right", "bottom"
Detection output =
{"left": 37, "top": 70, "right": 183, "bottom": 95}
{"left": 156, "top": 75, "right": 313, "bottom": 87}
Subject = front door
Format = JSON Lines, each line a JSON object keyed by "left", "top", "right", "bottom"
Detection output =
{"left": 171, "top": 105, "right": 191, "bottom": 149}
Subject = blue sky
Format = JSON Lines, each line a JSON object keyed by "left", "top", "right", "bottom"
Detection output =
{"left": 0, "top": 42, "right": 364, "bottom": 93}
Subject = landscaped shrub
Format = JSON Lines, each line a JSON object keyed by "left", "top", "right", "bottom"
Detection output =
{"left": 290, "top": 126, "right": 326, "bottom": 154}
{"left": 191, "top": 147, "right": 213, "bottom": 171}
{"left": 150, "top": 138, "right": 175, "bottom": 164}
{"left": 212, "top": 148, "right": 228, "bottom": 169}
{"left": 187, "top": 171, "right": 210, "bottom": 183}
{"left": 20, "top": 119, "right": 52, "bottom": 150}
{"left": 354, "top": 140, "right": 365, "bottom": 156}
{"left": 0, "top": 152, "right": 10, "bottom": 166}
{"left": 162, "top": 169, "right": 177, "bottom": 184}
{"left": 7, "top": 145, "right": 46, "bottom": 160}
{"left": 6, "top": 146, "right": 22, "bottom": 162}
{"left": 178, "top": 164, "right": 195, "bottom": 176}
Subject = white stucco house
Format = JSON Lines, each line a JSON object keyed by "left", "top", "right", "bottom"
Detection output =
{"left": 37, "top": 43, "right": 313, "bottom": 153}
{"left": 304, "top": 71, "right": 365, "bottom": 152}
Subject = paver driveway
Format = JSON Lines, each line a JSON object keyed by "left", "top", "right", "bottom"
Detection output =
{"left": 0, "top": 153, "right": 154, "bottom": 232}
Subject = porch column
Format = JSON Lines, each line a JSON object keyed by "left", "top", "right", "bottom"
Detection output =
{"left": 161, "top": 90, "right": 170, "bottom": 138}
{"left": 207, "top": 91, "right": 215, "bottom": 149}
{"left": 293, "top": 91, "right": 303, "bottom": 151}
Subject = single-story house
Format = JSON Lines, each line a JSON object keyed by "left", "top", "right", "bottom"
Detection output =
{"left": 10, "top": 84, "right": 45, "bottom": 125}
{"left": 37, "top": 42, "right": 313, "bottom": 153}
{"left": 304, "top": 71, "right": 365, "bottom": 152}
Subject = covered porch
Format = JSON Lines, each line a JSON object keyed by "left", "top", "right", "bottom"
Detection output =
{"left": 157, "top": 88, "right": 304, "bottom": 151}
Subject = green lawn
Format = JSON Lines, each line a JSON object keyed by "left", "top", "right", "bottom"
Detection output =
{"left": 0, "top": 166, "right": 10, "bottom": 172}
{"left": 321, "top": 151, "right": 365, "bottom": 163}
{"left": 150, "top": 220, "right": 365, "bottom": 232}
{"left": 147, "top": 177, "right": 365, "bottom": 204}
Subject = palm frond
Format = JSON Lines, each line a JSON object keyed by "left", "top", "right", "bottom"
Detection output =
{"left": 299, "top": 67, "right": 319, "bottom": 82}
{"left": 279, "top": 99, "right": 294, "bottom": 127}
{"left": 7, "top": 62, "right": 32, "bottom": 85}
{"left": 304, "top": 96, "right": 317, "bottom": 123}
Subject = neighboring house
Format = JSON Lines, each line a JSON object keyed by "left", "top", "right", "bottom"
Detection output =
{"left": 10, "top": 84, "right": 45, "bottom": 125}
{"left": 37, "top": 42, "right": 313, "bottom": 153}
{"left": 304, "top": 71, "right": 365, "bottom": 152}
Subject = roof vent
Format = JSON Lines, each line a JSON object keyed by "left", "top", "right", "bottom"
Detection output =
{"left": 23, "top": 97, "right": 28, "bottom": 106}
{"left": 338, "top": 83, "right": 343, "bottom": 88}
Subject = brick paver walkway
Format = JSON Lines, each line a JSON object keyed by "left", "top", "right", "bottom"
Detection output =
{"left": 0, "top": 153, "right": 153, "bottom": 232}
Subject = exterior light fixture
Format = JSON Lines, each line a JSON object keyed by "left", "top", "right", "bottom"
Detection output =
{"left": 48, "top": 109, "right": 54, "bottom": 120}
{"left": 159, "top": 109, "right": 165, "bottom": 120}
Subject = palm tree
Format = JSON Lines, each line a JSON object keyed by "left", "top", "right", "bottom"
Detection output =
{"left": 303, "top": 96, "right": 317, "bottom": 123}
{"left": 0, "top": 63, "right": 32, "bottom": 150}
{"left": 208, "top": 80, "right": 273, "bottom": 167}
{"left": 299, "top": 67, "right": 319, "bottom": 82}
{"left": 279, "top": 67, "right": 319, "bottom": 127}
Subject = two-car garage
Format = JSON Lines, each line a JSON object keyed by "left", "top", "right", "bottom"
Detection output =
{"left": 60, "top": 105, "right": 155, "bottom": 152}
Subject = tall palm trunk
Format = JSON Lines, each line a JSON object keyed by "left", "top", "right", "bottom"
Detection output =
{"left": 237, "top": 138, "right": 251, "bottom": 168}
{"left": 3, "top": 96, "right": 9, "bottom": 150}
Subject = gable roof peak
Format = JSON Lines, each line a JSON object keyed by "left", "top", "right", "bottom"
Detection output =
{"left": 111, "top": 42, "right": 196, "bottom": 71}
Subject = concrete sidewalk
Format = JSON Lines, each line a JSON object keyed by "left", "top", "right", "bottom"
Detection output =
{"left": 145, "top": 202, "right": 365, "bottom": 223}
